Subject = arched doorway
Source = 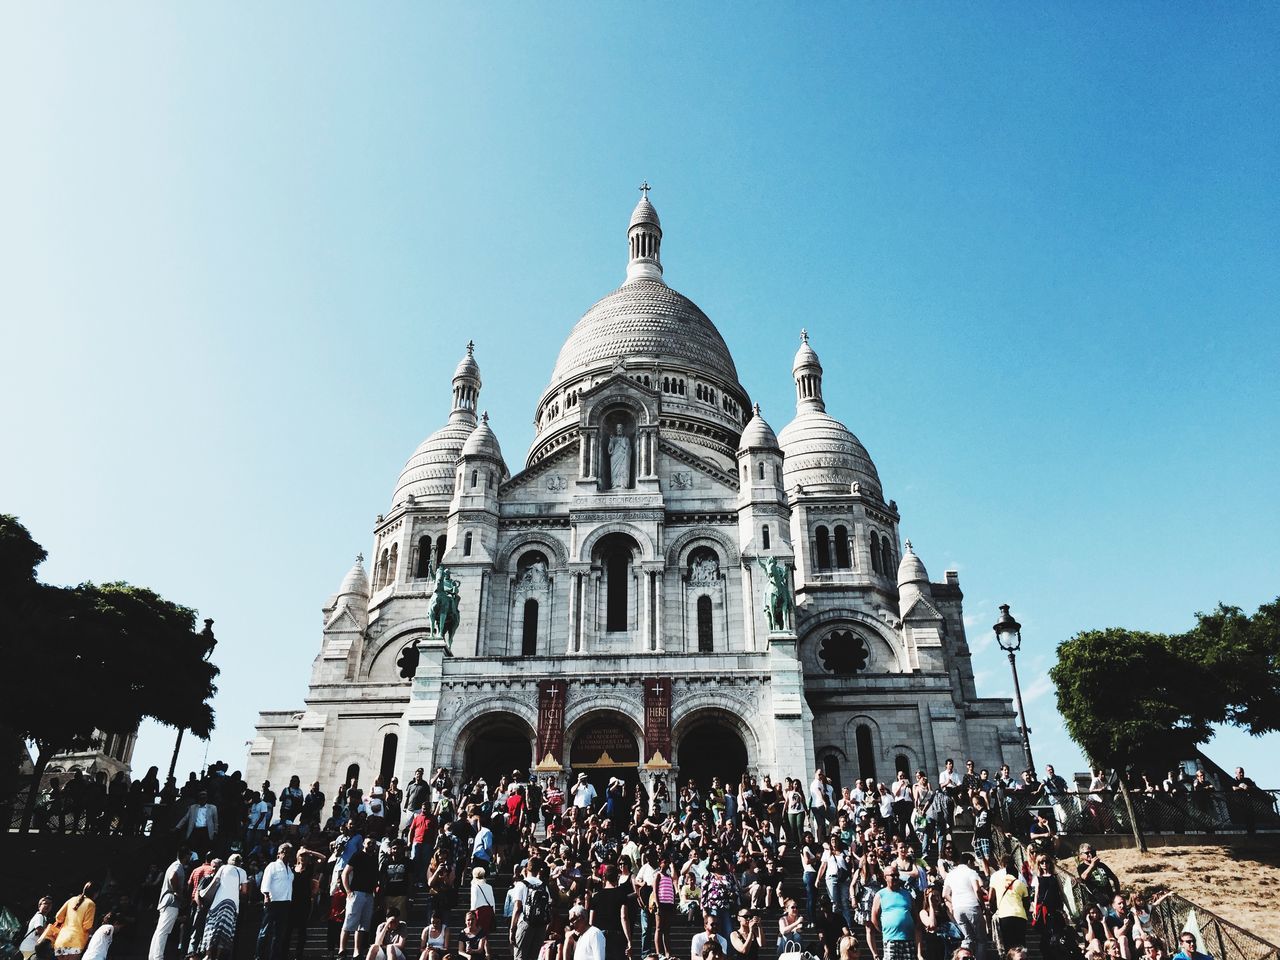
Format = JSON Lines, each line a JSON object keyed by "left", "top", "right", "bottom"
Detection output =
{"left": 568, "top": 713, "right": 641, "bottom": 808}
{"left": 676, "top": 718, "right": 748, "bottom": 789}
{"left": 462, "top": 714, "right": 534, "bottom": 786}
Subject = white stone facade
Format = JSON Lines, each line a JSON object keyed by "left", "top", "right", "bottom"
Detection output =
{"left": 247, "top": 194, "right": 1019, "bottom": 793}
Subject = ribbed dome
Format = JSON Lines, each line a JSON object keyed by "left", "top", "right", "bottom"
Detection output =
{"left": 897, "top": 541, "right": 929, "bottom": 588}
{"left": 629, "top": 196, "right": 660, "bottom": 230}
{"left": 793, "top": 337, "right": 820, "bottom": 374}
{"left": 778, "top": 410, "right": 883, "bottom": 499}
{"left": 460, "top": 413, "right": 508, "bottom": 472}
{"left": 454, "top": 350, "right": 480, "bottom": 380}
{"left": 738, "top": 404, "right": 780, "bottom": 451}
{"left": 338, "top": 556, "right": 370, "bottom": 598}
{"left": 391, "top": 421, "right": 472, "bottom": 506}
{"left": 549, "top": 279, "right": 740, "bottom": 385}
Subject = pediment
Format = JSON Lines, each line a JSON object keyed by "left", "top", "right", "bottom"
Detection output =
{"left": 503, "top": 441, "right": 579, "bottom": 494}
{"left": 902, "top": 594, "right": 944, "bottom": 622}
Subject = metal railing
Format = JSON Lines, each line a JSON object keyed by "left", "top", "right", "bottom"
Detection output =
{"left": 992, "top": 788, "right": 1280, "bottom": 837}
{"left": 991, "top": 828, "right": 1280, "bottom": 960}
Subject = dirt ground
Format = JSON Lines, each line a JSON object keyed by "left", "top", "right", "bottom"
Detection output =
{"left": 1100, "top": 838, "right": 1280, "bottom": 946}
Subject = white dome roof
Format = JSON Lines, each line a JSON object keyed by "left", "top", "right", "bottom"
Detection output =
{"left": 738, "top": 404, "right": 780, "bottom": 451}
{"left": 460, "top": 413, "right": 509, "bottom": 475}
{"left": 778, "top": 410, "right": 883, "bottom": 498}
{"left": 391, "top": 420, "right": 472, "bottom": 507}
{"left": 897, "top": 541, "right": 929, "bottom": 588}
{"left": 337, "top": 555, "right": 370, "bottom": 597}
{"left": 629, "top": 196, "right": 661, "bottom": 230}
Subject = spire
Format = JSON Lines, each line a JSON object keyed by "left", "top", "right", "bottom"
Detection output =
{"left": 626, "top": 182, "right": 664, "bottom": 283}
{"left": 792, "top": 329, "right": 825, "bottom": 413}
{"left": 450, "top": 341, "right": 482, "bottom": 425}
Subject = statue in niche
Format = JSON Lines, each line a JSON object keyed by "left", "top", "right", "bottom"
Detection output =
{"left": 607, "top": 422, "right": 633, "bottom": 490}
{"left": 690, "top": 553, "right": 720, "bottom": 584}
{"left": 518, "top": 559, "right": 548, "bottom": 590}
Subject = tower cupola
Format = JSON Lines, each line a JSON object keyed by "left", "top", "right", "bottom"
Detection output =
{"left": 792, "top": 329, "right": 825, "bottom": 413}
{"left": 626, "top": 181, "right": 664, "bottom": 283}
{"left": 450, "top": 341, "right": 482, "bottom": 425}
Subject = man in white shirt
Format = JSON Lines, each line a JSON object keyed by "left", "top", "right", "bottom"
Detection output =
{"left": 256, "top": 843, "right": 294, "bottom": 960}
{"left": 571, "top": 774, "right": 597, "bottom": 823}
{"left": 689, "top": 912, "right": 727, "bottom": 960}
{"left": 174, "top": 791, "right": 219, "bottom": 857}
{"left": 938, "top": 759, "right": 959, "bottom": 797}
{"left": 149, "top": 850, "right": 188, "bottom": 960}
{"left": 942, "top": 852, "right": 987, "bottom": 959}
{"left": 570, "top": 905, "right": 606, "bottom": 960}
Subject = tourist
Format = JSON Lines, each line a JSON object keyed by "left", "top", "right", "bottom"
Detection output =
{"left": 809, "top": 771, "right": 833, "bottom": 842}
{"left": 1075, "top": 845, "right": 1120, "bottom": 908}
{"left": 456, "top": 911, "right": 489, "bottom": 960}
{"left": 257, "top": 842, "right": 294, "bottom": 960}
{"left": 690, "top": 912, "right": 728, "bottom": 960}
{"left": 43, "top": 883, "right": 98, "bottom": 960}
{"left": 777, "top": 900, "right": 805, "bottom": 957}
{"left": 871, "top": 868, "right": 916, "bottom": 960}
{"left": 378, "top": 840, "right": 412, "bottom": 924}
{"left": 469, "top": 867, "right": 496, "bottom": 934}
{"left": 420, "top": 912, "right": 449, "bottom": 958}
{"left": 367, "top": 909, "right": 407, "bottom": 960}
{"left": 986, "top": 855, "right": 1028, "bottom": 950}
{"left": 174, "top": 791, "right": 219, "bottom": 857}
{"left": 339, "top": 838, "right": 380, "bottom": 960}
{"left": 570, "top": 905, "right": 607, "bottom": 960}
{"left": 510, "top": 856, "right": 550, "bottom": 960}
{"left": 730, "top": 909, "right": 765, "bottom": 960}
{"left": 202, "top": 854, "right": 250, "bottom": 960}
{"left": 81, "top": 912, "right": 116, "bottom": 960}
{"left": 20, "top": 897, "right": 54, "bottom": 960}
{"left": 941, "top": 853, "right": 984, "bottom": 959}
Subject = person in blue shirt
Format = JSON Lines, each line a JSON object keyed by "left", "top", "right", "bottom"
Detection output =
{"left": 1173, "top": 933, "right": 1213, "bottom": 960}
{"left": 871, "top": 868, "right": 918, "bottom": 960}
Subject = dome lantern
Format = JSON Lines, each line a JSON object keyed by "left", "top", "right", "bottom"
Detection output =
{"left": 626, "top": 181, "right": 664, "bottom": 283}
{"left": 793, "top": 329, "right": 825, "bottom": 413}
{"left": 450, "top": 341, "right": 482, "bottom": 425}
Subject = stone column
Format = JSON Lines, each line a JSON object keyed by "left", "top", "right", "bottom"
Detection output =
{"left": 741, "top": 559, "right": 757, "bottom": 652}
{"left": 567, "top": 571, "right": 580, "bottom": 654}
{"left": 400, "top": 637, "right": 447, "bottom": 785}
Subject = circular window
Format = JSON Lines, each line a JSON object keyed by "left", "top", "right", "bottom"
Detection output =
{"left": 819, "top": 630, "right": 870, "bottom": 675}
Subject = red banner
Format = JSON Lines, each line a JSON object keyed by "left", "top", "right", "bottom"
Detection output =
{"left": 536, "top": 679, "right": 567, "bottom": 769}
{"left": 643, "top": 676, "right": 672, "bottom": 767}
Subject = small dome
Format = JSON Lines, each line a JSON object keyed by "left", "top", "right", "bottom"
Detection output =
{"left": 454, "top": 349, "right": 480, "bottom": 381}
{"left": 792, "top": 330, "right": 821, "bottom": 374}
{"left": 338, "top": 555, "right": 370, "bottom": 597}
{"left": 738, "top": 404, "right": 780, "bottom": 451}
{"left": 778, "top": 410, "right": 883, "bottom": 499}
{"left": 629, "top": 196, "right": 661, "bottom": 230}
{"left": 897, "top": 540, "right": 929, "bottom": 588}
{"left": 391, "top": 421, "right": 473, "bottom": 507}
{"left": 460, "top": 412, "right": 507, "bottom": 468}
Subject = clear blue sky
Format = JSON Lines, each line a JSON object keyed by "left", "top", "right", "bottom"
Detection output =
{"left": 2, "top": 4, "right": 1277, "bottom": 785}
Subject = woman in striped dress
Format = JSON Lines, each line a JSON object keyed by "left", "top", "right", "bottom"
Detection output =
{"left": 202, "top": 853, "right": 249, "bottom": 960}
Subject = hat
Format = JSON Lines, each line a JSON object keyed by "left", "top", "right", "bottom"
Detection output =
{"left": 578, "top": 773, "right": 588, "bottom": 780}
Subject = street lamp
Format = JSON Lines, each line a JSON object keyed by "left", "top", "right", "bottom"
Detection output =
{"left": 994, "top": 604, "right": 1036, "bottom": 775}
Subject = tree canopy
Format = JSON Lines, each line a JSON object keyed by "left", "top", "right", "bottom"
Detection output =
{"left": 0, "top": 515, "right": 219, "bottom": 824}
{"left": 1050, "top": 597, "right": 1280, "bottom": 771}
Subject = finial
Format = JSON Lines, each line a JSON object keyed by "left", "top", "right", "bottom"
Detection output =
{"left": 904, "top": 540, "right": 912, "bottom": 552}
{"left": 481, "top": 410, "right": 489, "bottom": 424}
{"left": 752, "top": 402, "right": 761, "bottom": 417}
{"left": 356, "top": 553, "right": 364, "bottom": 563}
{"left": 638, "top": 180, "right": 651, "bottom": 200}
{"left": 466, "top": 340, "right": 475, "bottom": 357}
{"left": 800, "top": 328, "right": 809, "bottom": 343}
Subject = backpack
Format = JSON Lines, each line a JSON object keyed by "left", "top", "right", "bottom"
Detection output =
{"left": 520, "top": 881, "right": 551, "bottom": 927}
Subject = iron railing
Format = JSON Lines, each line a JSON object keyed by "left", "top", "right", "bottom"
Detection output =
{"left": 992, "top": 788, "right": 1280, "bottom": 837}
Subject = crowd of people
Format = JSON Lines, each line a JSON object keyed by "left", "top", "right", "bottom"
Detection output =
{"left": 7, "top": 757, "right": 1249, "bottom": 960}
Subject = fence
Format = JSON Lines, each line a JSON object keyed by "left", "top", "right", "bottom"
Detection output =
{"left": 991, "top": 828, "right": 1280, "bottom": 960}
{"left": 4, "top": 775, "right": 178, "bottom": 836}
{"left": 993, "top": 788, "right": 1280, "bottom": 838}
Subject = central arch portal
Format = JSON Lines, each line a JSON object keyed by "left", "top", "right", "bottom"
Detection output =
{"left": 677, "top": 719, "right": 748, "bottom": 788}
{"left": 462, "top": 714, "right": 534, "bottom": 785}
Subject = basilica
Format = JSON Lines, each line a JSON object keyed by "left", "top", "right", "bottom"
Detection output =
{"left": 247, "top": 191, "right": 1019, "bottom": 796}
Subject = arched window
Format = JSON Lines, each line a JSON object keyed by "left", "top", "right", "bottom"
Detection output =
{"left": 377, "top": 548, "right": 390, "bottom": 590}
{"left": 345, "top": 763, "right": 361, "bottom": 786}
{"left": 881, "top": 538, "right": 893, "bottom": 578}
{"left": 435, "top": 534, "right": 447, "bottom": 566}
{"left": 415, "top": 536, "right": 432, "bottom": 578}
{"left": 761, "top": 524, "right": 770, "bottom": 549}
{"left": 834, "top": 525, "right": 851, "bottom": 569}
{"left": 470, "top": 469, "right": 478, "bottom": 489}
{"left": 463, "top": 532, "right": 473, "bottom": 556}
{"left": 387, "top": 543, "right": 398, "bottom": 586}
{"left": 870, "top": 532, "right": 882, "bottom": 575}
{"left": 487, "top": 471, "right": 493, "bottom": 489}
{"left": 822, "top": 754, "right": 842, "bottom": 792}
{"left": 522, "top": 599, "right": 538, "bottom": 656}
{"left": 697, "top": 595, "right": 713, "bottom": 652}
{"left": 757, "top": 462, "right": 765, "bottom": 480}
{"left": 815, "top": 526, "right": 831, "bottom": 569}
{"left": 379, "top": 733, "right": 398, "bottom": 789}
{"left": 855, "top": 726, "right": 876, "bottom": 782}
{"left": 601, "top": 533, "right": 634, "bottom": 632}
{"left": 895, "top": 754, "right": 910, "bottom": 777}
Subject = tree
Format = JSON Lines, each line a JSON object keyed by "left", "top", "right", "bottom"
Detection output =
{"left": 0, "top": 515, "right": 219, "bottom": 830}
{"left": 1050, "top": 598, "right": 1280, "bottom": 774}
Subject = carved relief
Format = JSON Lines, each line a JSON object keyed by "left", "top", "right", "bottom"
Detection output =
{"left": 670, "top": 471, "right": 694, "bottom": 490}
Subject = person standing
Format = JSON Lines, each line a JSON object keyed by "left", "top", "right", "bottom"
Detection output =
{"left": 278, "top": 777, "right": 304, "bottom": 827}
{"left": 149, "top": 848, "right": 188, "bottom": 960}
{"left": 871, "top": 869, "right": 916, "bottom": 960}
{"left": 19, "top": 897, "right": 53, "bottom": 960}
{"left": 202, "top": 854, "right": 250, "bottom": 960}
{"left": 256, "top": 843, "right": 294, "bottom": 960}
{"left": 571, "top": 773, "right": 598, "bottom": 824}
{"left": 81, "top": 912, "right": 116, "bottom": 960}
{"left": 43, "top": 883, "right": 98, "bottom": 960}
{"left": 402, "top": 768, "right": 431, "bottom": 832}
{"left": 174, "top": 790, "right": 219, "bottom": 857}
{"left": 942, "top": 853, "right": 986, "bottom": 960}
{"left": 339, "top": 838, "right": 379, "bottom": 959}
{"left": 987, "top": 855, "right": 1029, "bottom": 950}
{"left": 509, "top": 856, "right": 550, "bottom": 960}
{"left": 570, "top": 905, "right": 607, "bottom": 960}
{"left": 808, "top": 770, "right": 832, "bottom": 842}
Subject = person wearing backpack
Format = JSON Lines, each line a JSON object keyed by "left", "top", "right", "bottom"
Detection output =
{"left": 509, "top": 856, "right": 550, "bottom": 960}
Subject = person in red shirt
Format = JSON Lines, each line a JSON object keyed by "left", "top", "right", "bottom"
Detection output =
{"left": 405, "top": 807, "right": 436, "bottom": 888}
{"left": 505, "top": 785, "right": 528, "bottom": 857}
{"left": 542, "top": 778, "right": 564, "bottom": 834}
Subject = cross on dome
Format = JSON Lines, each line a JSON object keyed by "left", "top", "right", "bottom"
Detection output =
{"left": 638, "top": 180, "right": 651, "bottom": 199}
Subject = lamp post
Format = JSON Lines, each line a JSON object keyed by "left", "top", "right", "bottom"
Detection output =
{"left": 167, "top": 618, "right": 217, "bottom": 783}
{"left": 994, "top": 604, "right": 1035, "bottom": 775}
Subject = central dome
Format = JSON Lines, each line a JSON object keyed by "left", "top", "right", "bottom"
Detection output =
{"left": 549, "top": 278, "right": 740, "bottom": 384}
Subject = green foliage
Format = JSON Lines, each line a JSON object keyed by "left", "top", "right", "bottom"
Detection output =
{"left": 1051, "top": 597, "right": 1280, "bottom": 769}
{"left": 0, "top": 515, "right": 219, "bottom": 762}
